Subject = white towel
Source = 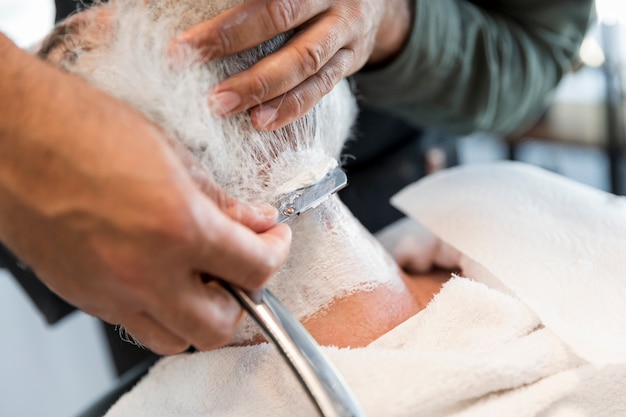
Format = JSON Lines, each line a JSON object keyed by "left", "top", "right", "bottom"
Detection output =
{"left": 104, "top": 162, "right": 626, "bottom": 416}
{"left": 392, "top": 161, "right": 626, "bottom": 365}
{"left": 104, "top": 278, "right": 626, "bottom": 417}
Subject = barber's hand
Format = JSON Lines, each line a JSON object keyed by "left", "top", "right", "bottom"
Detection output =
{"left": 172, "top": 0, "right": 412, "bottom": 130}
{"left": 0, "top": 36, "right": 291, "bottom": 354}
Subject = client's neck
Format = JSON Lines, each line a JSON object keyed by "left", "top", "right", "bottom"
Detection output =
{"left": 302, "top": 273, "right": 422, "bottom": 347}
{"left": 233, "top": 195, "right": 423, "bottom": 347}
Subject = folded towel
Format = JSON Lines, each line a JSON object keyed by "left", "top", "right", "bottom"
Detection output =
{"left": 392, "top": 161, "right": 626, "bottom": 365}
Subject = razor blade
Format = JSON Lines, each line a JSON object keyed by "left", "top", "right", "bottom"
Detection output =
{"left": 276, "top": 167, "right": 348, "bottom": 223}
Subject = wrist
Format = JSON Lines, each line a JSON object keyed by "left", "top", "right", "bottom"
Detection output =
{"left": 368, "top": 0, "right": 414, "bottom": 67}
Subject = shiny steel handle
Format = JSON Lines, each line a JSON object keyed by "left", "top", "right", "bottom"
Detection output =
{"left": 219, "top": 281, "right": 367, "bottom": 417}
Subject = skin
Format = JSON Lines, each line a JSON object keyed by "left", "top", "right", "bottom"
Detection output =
{"left": 172, "top": 0, "right": 413, "bottom": 130}
{"left": 277, "top": 268, "right": 450, "bottom": 348}
{"left": 0, "top": 34, "right": 292, "bottom": 355}
{"left": 241, "top": 268, "right": 450, "bottom": 348}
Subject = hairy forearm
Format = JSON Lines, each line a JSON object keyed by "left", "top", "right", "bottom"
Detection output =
{"left": 0, "top": 34, "right": 180, "bottom": 258}
{"left": 354, "top": 0, "right": 594, "bottom": 135}
{"left": 0, "top": 24, "right": 291, "bottom": 354}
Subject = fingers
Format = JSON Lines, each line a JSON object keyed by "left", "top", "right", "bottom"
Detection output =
{"left": 250, "top": 48, "right": 355, "bottom": 130}
{"left": 119, "top": 208, "right": 288, "bottom": 353}
{"left": 148, "top": 278, "right": 245, "bottom": 351}
{"left": 208, "top": 16, "right": 353, "bottom": 120}
{"left": 174, "top": 0, "right": 332, "bottom": 61}
{"left": 191, "top": 170, "right": 279, "bottom": 233}
{"left": 161, "top": 134, "right": 279, "bottom": 233}
{"left": 169, "top": 0, "right": 376, "bottom": 129}
{"left": 76, "top": 285, "right": 192, "bottom": 355}
{"left": 222, "top": 201, "right": 279, "bottom": 233}
{"left": 197, "top": 214, "right": 292, "bottom": 291}
{"left": 117, "top": 312, "right": 190, "bottom": 355}
{"left": 122, "top": 279, "right": 244, "bottom": 352}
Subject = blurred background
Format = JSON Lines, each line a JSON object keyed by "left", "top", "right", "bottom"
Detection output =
{"left": 457, "top": 0, "right": 626, "bottom": 196}
{"left": 0, "top": 1, "right": 624, "bottom": 416}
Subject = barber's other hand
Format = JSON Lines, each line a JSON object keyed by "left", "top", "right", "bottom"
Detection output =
{"left": 0, "top": 36, "right": 291, "bottom": 354}
{"left": 173, "top": 0, "right": 412, "bottom": 130}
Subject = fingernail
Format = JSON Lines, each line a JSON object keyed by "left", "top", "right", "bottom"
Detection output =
{"left": 209, "top": 91, "right": 241, "bottom": 116}
{"left": 253, "top": 203, "right": 277, "bottom": 220}
{"left": 254, "top": 107, "right": 278, "bottom": 128}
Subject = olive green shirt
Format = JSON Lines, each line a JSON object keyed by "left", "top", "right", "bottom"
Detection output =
{"left": 353, "top": 0, "right": 595, "bottom": 135}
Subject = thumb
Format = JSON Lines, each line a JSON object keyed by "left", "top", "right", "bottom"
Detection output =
{"left": 189, "top": 165, "right": 278, "bottom": 233}
{"left": 165, "top": 136, "right": 279, "bottom": 233}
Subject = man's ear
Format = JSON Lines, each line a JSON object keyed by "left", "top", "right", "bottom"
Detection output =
{"left": 36, "top": 21, "right": 76, "bottom": 62}
{"left": 36, "top": 3, "right": 114, "bottom": 68}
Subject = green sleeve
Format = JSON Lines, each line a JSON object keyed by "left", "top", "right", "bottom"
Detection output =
{"left": 352, "top": 0, "right": 594, "bottom": 135}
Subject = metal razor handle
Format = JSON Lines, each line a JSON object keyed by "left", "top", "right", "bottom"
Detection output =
{"left": 214, "top": 167, "right": 365, "bottom": 416}
{"left": 219, "top": 281, "right": 366, "bottom": 417}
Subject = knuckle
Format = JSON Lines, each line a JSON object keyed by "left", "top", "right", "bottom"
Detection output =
{"left": 242, "top": 272, "right": 267, "bottom": 292}
{"left": 343, "top": 2, "right": 365, "bottom": 25}
{"left": 263, "top": 250, "right": 284, "bottom": 275}
{"left": 264, "top": 253, "right": 282, "bottom": 274}
{"left": 315, "top": 65, "right": 341, "bottom": 96}
{"left": 154, "top": 218, "right": 198, "bottom": 251}
{"left": 334, "top": 10, "right": 355, "bottom": 30}
{"left": 210, "top": 26, "right": 231, "bottom": 57}
{"left": 148, "top": 196, "right": 201, "bottom": 246}
{"left": 281, "top": 59, "right": 346, "bottom": 122}
{"left": 265, "top": 0, "right": 297, "bottom": 33}
{"left": 249, "top": 73, "right": 273, "bottom": 101}
{"left": 334, "top": 48, "right": 357, "bottom": 75}
{"left": 242, "top": 259, "right": 276, "bottom": 291}
{"left": 197, "top": 316, "right": 237, "bottom": 350}
{"left": 296, "top": 43, "right": 326, "bottom": 75}
{"left": 191, "top": 285, "right": 242, "bottom": 350}
{"left": 288, "top": 88, "right": 307, "bottom": 118}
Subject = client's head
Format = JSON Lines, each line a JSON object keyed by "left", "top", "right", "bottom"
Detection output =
{"left": 38, "top": 0, "right": 422, "bottom": 347}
